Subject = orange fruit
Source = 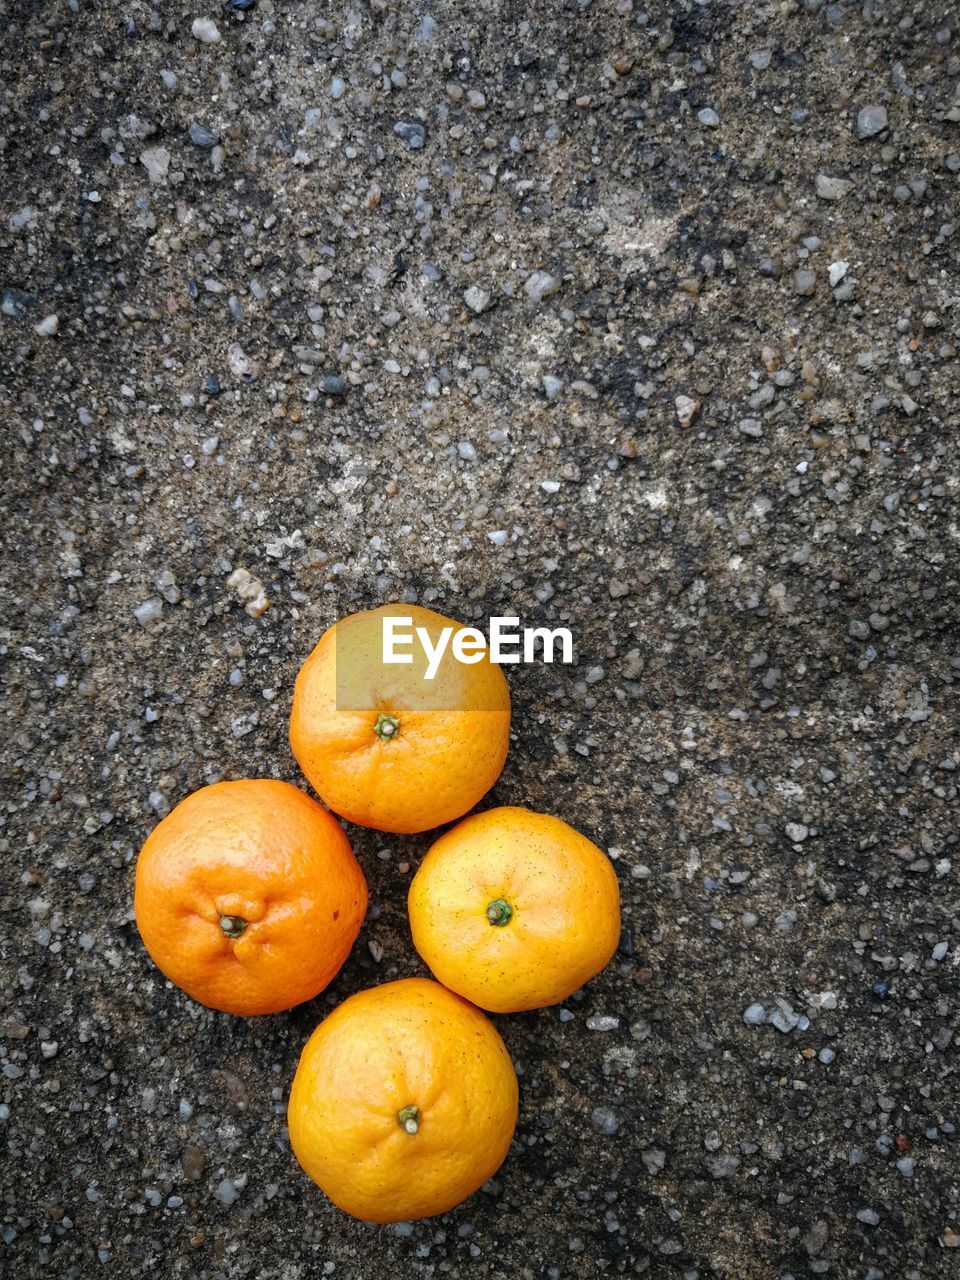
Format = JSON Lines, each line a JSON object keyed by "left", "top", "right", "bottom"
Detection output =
{"left": 289, "top": 604, "right": 511, "bottom": 834}
{"left": 134, "top": 779, "right": 367, "bottom": 1015}
{"left": 408, "top": 806, "right": 621, "bottom": 1013}
{"left": 287, "top": 977, "right": 518, "bottom": 1222}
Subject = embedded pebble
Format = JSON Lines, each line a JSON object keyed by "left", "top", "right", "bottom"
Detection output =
{"left": 816, "top": 174, "right": 853, "bottom": 200}
{"left": 140, "top": 147, "right": 171, "bottom": 185}
{"left": 675, "top": 394, "right": 701, "bottom": 427}
{"left": 591, "top": 1107, "right": 621, "bottom": 1135}
{"left": 191, "top": 17, "right": 221, "bottom": 43}
{"left": 856, "top": 105, "right": 888, "bottom": 139}
{"left": 226, "top": 568, "right": 270, "bottom": 618}
{"left": 768, "top": 1003, "right": 801, "bottom": 1034}
{"left": 394, "top": 121, "right": 425, "bottom": 150}
{"left": 524, "top": 271, "right": 561, "bottom": 303}
{"left": 134, "top": 597, "right": 164, "bottom": 627}
{"left": 215, "top": 1178, "right": 239, "bottom": 1207}
{"left": 829, "top": 260, "right": 849, "bottom": 287}
{"left": 188, "top": 123, "right": 219, "bottom": 148}
{"left": 155, "top": 570, "right": 180, "bottom": 604}
{"left": 586, "top": 1014, "right": 619, "bottom": 1032}
{"left": 464, "top": 285, "right": 493, "bottom": 315}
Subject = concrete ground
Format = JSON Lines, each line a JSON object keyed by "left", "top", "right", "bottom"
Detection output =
{"left": 1, "top": 0, "right": 958, "bottom": 1276}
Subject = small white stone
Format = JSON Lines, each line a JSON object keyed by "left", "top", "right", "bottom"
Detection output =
{"left": 214, "top": 1178, "right": 239, "bottom": 1207}
{"left": 828, "top": 260, "right": 849, "bottom": 287}
{"left": 34, "top": 314, "right": 60, "bottom": 337}
{"left": 540, "top": 479, "right": 560, "bottom": 494}
{"left": 134, "top": 597, "right": 164, "bottom": 627}
{"left": 191, "top": 17, "right": 221, "bottom": 44}
{"left": 8, "top": 206, "right": 35, "bottom": 232}
{"left": 227, "top": 568, "right": 270, "bottom": 618}
{"left": 463, "top": 285, "right": 493, "bottom": 314}
{"left": 815, "top": 173, "right": 853, "bottom": 201}
{"left": 155, "top": 570, "right": 181, "bottom": 604}
{"left": 586, "top": 1014, "right": 620, "bottom": 1032}
{"left": 227, "top": 343, "right": 257, "bottom": 379}
{"left": 524, "top": 270, "right": 561, "bottom": 303}
{"left": 697, "top": 107, "right": 720, "bottom": 128}
{"left": 856, "top": 104, "right": 888, "bottom": 139}
{"left": 785, "top": 822, "right": 809, "bottom": 842}
{"left": 675, "top": 394, "right": 701, "bottom": 428}
{"left": 140, "top": 147, "right": 171, "bottom": 184}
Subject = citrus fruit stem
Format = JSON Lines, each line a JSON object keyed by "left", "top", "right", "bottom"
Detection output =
{"left": 219, "top": 914, "right": 248, "bottom": 939}
{"left": 486, "top": 899, "right": 513, "bottom": 927}
{"left": 397, "top": 1105, "right": 420, "bottom": 1134}
{"left": 374, "top": 713, "right": 400, "bottom": 741}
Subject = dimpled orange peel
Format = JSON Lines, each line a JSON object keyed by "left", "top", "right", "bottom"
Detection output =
{"left": 287, "top": 977, "right": 518, "bottom": 1221}
{"left": 134, "top": 779, "right": 367, "bottom": 1015}
{"left": 408, "top": 806, "right": 621, "bottom": 1013}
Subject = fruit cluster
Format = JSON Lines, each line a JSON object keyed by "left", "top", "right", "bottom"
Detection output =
{"left": 134, "top": 604, "right": 621, "bottom": 1222}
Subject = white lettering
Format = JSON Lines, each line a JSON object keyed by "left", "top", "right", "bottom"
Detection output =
{"left": 453, "top": 627, "right": 487, "bottom": 665}
{"left": 381, "top": 615, "right": 577, "bottom": 675}
{"left": 489, "top": 616, "right": 521, "bottom": 663}
{"left": 523, "top": 626, "right": 573, "bottom": 664}
{"left": 382, "top": 616, "right": 413, "bottom": 664}
{"left": 418, "top": 626, "right": 452, "bottom": 681}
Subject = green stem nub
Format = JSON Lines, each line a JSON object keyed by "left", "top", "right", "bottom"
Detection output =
{"left": 374, "top": 713, "right": 400, "bottom": 741}
{"left": 397, "top": 1105, "right": 419, "bottom": 1135}
{"left": 486, "top": 898, "right": 513, "bottom": 927}
{"left": 219, "top": 915, "right": 248, "bottom": 939}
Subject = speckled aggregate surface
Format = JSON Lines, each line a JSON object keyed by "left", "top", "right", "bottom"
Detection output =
{"left": 1, "top": 1, "right": 958, "bottom": 1277}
